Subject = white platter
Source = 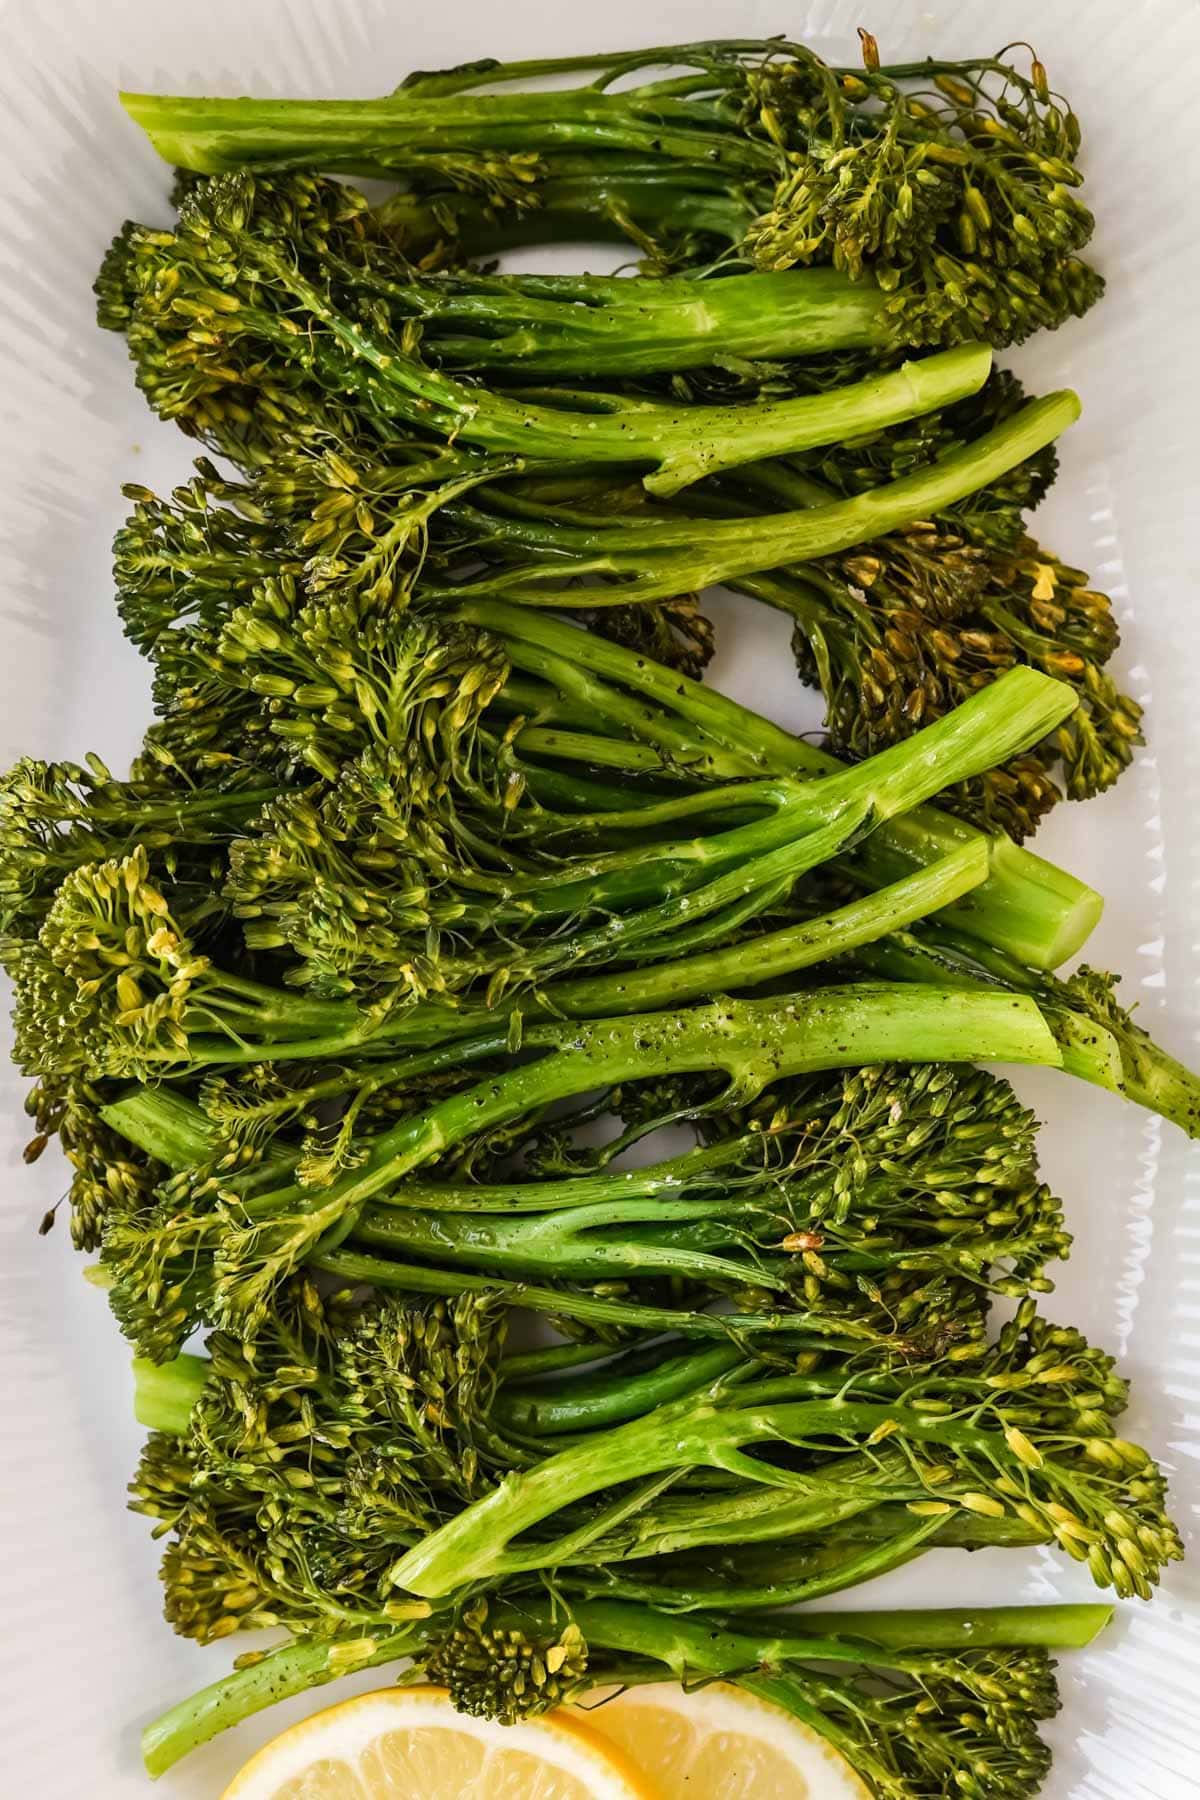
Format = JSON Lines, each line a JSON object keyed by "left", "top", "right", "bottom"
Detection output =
{"left": 1, "top": 1, "right": 1197, "bottom": 1794}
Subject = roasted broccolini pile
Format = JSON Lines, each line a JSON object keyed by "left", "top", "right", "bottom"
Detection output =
{"left": 94, "top": 132, "right": 1141, "bottom": 837}
{"left": 129, "top": 1280, "right": 1142, "bottom": 1794}
{"left": 3, "top": 33, "right": 1185, "bottom": 1799}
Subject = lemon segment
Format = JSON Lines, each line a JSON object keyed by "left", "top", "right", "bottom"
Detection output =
{"left": 572, "top": 1681, "right": 871, "bottom": 1799}
{"left": 221, "top": 1684, "right": 660, "bottom": 1800}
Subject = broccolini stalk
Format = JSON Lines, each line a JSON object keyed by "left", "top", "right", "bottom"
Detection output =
{"left": 130, "top": 1290, "right": 1152, "bottom": 1640}
{"left": 345, "top": 266, "right": 891, "bottom": 376}
{"left": 498, "top": 1598, "right": 1107, "bottom": 1794}
{"left": 219, "top": 660, "right": 1069, "bottom": 1006}
{"left": 427, "top": 391, "right": 1080, "bottom": 605}
{"left": 390, "top": 1303, "right": 1180, "bottom": 1603}
{"left": 855, "top": 925, "right": 1200, "bottom": 1139}
{"left": 98, "top": 982, "right": 1063, "bottom": 1359}
{"left": 571, "top": 1510, "right": 1048, "bottom": 1612}
{"left": 348, "top": 1055, "right": 1070, "bottom": 1327}
{"left": 9, "top": 665, "right": 1077, "bottom": 1072}
{"left": 139, "top": 1598, "right": 1109, "bottom": 1782}
{"left": 424, "top": 1594, "right": 1079, "bottom": 1798}
{"left": 141, "top": 1625, "right": 429, "bottom": 1778}
{"left": 100, "top": 169, "right": 992, "bottom": 498}
{"left": 127, "top": 1286, "right": 942, "bottom": 1655}
{"left": 120, "top": 36, "right": 1102, "bottom": 349}
{"left": 451, "top": 599, "right": 1104, "bottom": 968}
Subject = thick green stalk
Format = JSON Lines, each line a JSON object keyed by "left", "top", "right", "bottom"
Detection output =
{"left": 373, "top": 267, "right": 890, "bottom": 375}
{"left": 349, "top": 1196, "right": 784, "bottom": 1288}
{"left": 456, "top": 598, "right": 1103, "bottom": 972}
{"left": 388, "top": 1391, "right": 1057, "bottom": 1597}
{"left": 132, "top": 1354, "right": 209, "bottom": 1436}
{"left": 432, "top": 390, "right": 1079, "bottom": 599}
{"left": 120, "top": 85, "right": 777, "bottom": 176}
{"left": 251, "top": 256, "right": 992, "bottom": 496}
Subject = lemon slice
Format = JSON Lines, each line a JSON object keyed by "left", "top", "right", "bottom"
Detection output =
{"left": 572, "top": 1681, "right": 870, "bottom": 1799}
{"left": 220, "top": 1684, "right": 660, "bottom": 1800}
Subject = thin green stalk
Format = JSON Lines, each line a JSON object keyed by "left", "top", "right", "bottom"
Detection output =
{"left": 739, "top": 1604, "right": 1113, "bottom": 1652}
{"left": 497, "top": 1344, "right": 744, "bottom": 1436}
{"left": 572, "top": 1517, "right": 947, "bottom": 1610}
{"left": 350, "top": 1195, "right": 794, "bottom": 1289}
{"left": 533, "top": 840, "right": 986, "bottom": 1017}
{"left": 308, "top": 1248, "right": 870, "bottom": 1344}
{"left": 554, "top": 1597, "right": 1111, "bottom": 1676}
{"left": 102, "top": 983, "right": 1061, "bottom": 1347}
{"left": 141, "top": 1625, "right": 429, "bottom": 1778}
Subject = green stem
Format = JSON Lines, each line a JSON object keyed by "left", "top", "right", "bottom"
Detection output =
{"left": 433, "top": 391, "right": 1078, "bottom": 598}
{"left": 140, "top": 1625, "right": 428, "bottom": 1778}
{"left": 310, "top": 1247, "right": 867, "bottom": 1344}
{"left": 103, "top": 983, "right": 1060, "bottom": 1340}
{"left": 387, "top": 1392, "right": 1050, "bottom": 1596}
{"left": 350, "top": 1196, "right": 791, "bottom": 1289}
{"left": 348, "top": 266, "right": 891, "bottom": 375}
{"left": 535, "top": 841, "right": 986, "bottom": 1017}
{"left": 740, "top": 1603, "right": 1113, "bottom": 1652}
{"left": 120, "top": 86, "right": 775, "bottom": 175}
{"left": 132, "top": 1354, "right": 209, "bottom": 1436}
{"left": 553, "top": 1598, "right": 1111, "bottom": 1677}
{"left": 236, "top": 983, "right": 1063, "bottom": 1215}
{"left": 252, "top": 254, "right": 992, "bottom": 496}
{"left": 497, "top": 1343, "right": 744, "bottom": 1436}
{"left": 459, "top": 599, "right": 1103, "bottom": 971}
{"left": 573, "top": 1517, "right": 946, "bottom": 1610}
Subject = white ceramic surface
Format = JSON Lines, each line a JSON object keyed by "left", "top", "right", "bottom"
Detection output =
{"left": 1, "top": 1, "right": 1198, "bottom": 1793}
